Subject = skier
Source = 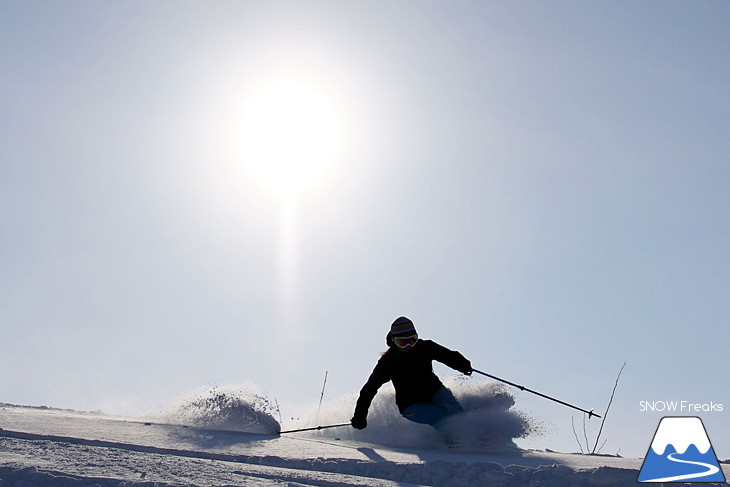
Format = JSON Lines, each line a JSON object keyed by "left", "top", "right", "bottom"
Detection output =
{"left": 350, "top": 316, "right": 473, "bottom": 432}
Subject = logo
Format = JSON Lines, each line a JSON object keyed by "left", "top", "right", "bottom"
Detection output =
{"left": 638, "top": 416, "right": 725, "bottom": 483}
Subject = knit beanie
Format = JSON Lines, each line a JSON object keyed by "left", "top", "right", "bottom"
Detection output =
{"left": 390, "top": 316, "right": 416, "bottom": 336}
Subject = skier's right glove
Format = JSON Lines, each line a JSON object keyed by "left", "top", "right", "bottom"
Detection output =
{"left": 350, "top": 415, "right": 367, "bottom": 430}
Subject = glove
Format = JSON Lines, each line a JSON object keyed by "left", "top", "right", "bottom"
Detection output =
{"left": 458, "top": 359, "right": 473, "bottom": 376}
{"left": 350, "top": 415, "right": 367, "bottom": 430}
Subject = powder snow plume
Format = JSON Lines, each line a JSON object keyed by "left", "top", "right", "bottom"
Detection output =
{"left": 293, "top": 378, "right": 538, "bottom": 450}
{"left": 163, "top": 386, "right": 281, "bottom": 434}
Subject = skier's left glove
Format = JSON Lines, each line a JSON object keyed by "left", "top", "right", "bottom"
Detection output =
{"left": 457, "top": 359, "right": 473, "bottom": 376}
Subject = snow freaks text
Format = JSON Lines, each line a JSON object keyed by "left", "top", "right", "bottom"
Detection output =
{"left": 639, "top": 401, "right": 724, "bottom": 413}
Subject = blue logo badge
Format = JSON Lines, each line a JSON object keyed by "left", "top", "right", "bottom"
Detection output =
{"left": 638, "top": 416, "right": 725, "bottom": 483}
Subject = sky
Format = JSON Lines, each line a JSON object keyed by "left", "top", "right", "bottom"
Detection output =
{"left": 2, "top": 1, "right": 729, "bottom": 458}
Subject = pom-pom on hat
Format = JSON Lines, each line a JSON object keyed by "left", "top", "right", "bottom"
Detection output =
{"left": 391, "top": 316, "right": 416, "bottom": 336}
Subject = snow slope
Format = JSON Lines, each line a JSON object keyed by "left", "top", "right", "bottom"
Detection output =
{"left": 1, "top": 391, "right": 727, "bottom": 487}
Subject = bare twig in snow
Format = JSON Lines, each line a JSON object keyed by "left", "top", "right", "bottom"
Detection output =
{"left": 591, "top": 362, "right": 626, "bottom": 454}
{"left": 572, "top": 417, "right": 584, "bottom": 453}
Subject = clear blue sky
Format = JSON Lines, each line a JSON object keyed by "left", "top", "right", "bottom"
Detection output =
{"left": 2, "top": 1, "right": 728, "bottom": 458}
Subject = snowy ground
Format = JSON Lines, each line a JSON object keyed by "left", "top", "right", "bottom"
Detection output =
{"left": 1, "top": 386, "right": 727, "bottom": 486}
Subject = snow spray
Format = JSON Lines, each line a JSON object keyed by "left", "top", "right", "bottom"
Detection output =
{"left": 165, "top": 386, "right": 281, "bottom": 434}
{"left": 293, "top": 378, "right": 541, "bottom": 450}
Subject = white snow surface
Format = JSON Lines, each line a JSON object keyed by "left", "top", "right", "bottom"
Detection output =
{"left": 1, "top": 386, "right": 727, "bottom": 487}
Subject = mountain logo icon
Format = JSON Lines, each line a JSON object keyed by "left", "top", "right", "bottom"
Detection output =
{"left": 638, "top": 416, "right": 726, "bottom": 483}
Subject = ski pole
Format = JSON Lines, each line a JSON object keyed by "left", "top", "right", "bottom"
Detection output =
{"left": 472, "top": 368, "right": 601, "bottom": 418}
{"left": 279, "top": 422, "right": 352, "bottom": 434}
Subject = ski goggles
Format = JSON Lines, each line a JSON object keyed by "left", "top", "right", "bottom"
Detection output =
{"left": 393, "top": 333, "right": 418, "bottom": 349}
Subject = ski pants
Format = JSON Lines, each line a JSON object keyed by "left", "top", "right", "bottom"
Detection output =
{"left": 401, "top": 386, "right": 464, "bottom": 427}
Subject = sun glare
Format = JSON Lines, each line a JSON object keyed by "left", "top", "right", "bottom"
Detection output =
{"left": 224, "top": 71, "right": 346, "bottom": 330}
{"left": 236, "top": 74, "right": 344, "bottom": 198}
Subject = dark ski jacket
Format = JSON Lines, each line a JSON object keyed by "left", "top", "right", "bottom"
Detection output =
{"left": 353, "top": 339, "right": 471, "bottom": 420}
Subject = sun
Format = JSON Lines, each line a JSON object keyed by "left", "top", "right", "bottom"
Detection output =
{"left": 235, "top": 74, "right": 344, "bottom": 199}
{"left": 224, "top": 71, "right": 346, "bottom": 328}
